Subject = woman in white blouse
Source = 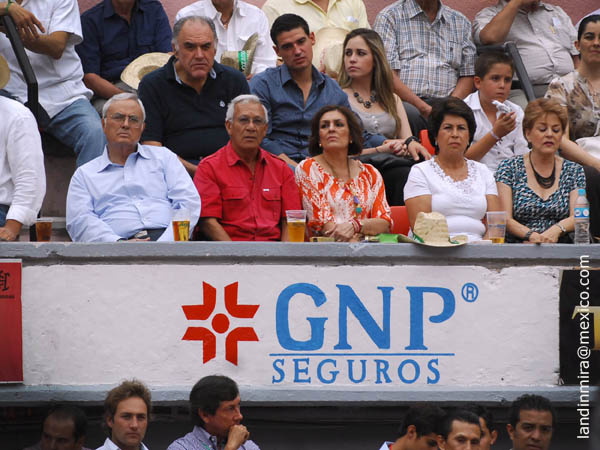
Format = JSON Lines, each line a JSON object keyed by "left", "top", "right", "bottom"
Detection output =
{"left": 404, "top": 97, "right": 502, "bottom": 242}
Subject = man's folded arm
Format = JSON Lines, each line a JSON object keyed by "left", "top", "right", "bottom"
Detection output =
{"left": 66, "top": 171, "right": 122, "bottom": 242}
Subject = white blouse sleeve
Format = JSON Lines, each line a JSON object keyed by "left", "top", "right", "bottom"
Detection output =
{"left": 481, "top": 163, "right": 498, "bottom": 196}
{"left": 403, "top": 163, "right": 432, "bottom": 200}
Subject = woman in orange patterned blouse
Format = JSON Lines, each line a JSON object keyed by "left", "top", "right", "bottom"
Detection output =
{"left": 295, "top": 105, "right": 392, "bottom": 241}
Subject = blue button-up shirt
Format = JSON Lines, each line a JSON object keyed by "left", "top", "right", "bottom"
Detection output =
{"left": 250, "top": 64, "right": 384, "bottom": 161}
{"left": 76, "top": 0, "right": 172, "bottom": 81}
{"left": 66, "top": 144, "right": 201, "bottom": 242}
{"left": 167, "top": 425, "right": 260, "bottom": 450}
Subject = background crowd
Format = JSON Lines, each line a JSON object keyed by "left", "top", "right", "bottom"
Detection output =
{"left": 23, "top": 375, "right": 596, "bottom": 450}
{"left": 0, "top": 0, "right": 598, "bottom": 244}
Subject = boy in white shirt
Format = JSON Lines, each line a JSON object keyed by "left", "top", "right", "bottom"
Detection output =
{"left": 464, "top": 51, "right": 529, "bottom": 172}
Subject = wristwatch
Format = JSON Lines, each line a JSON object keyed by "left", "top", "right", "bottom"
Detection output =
{"left": 404, "top": 136, "right": 419, "bottom": 148}
{"left": 524, "top": 230, "right": 534, "bottom": 241}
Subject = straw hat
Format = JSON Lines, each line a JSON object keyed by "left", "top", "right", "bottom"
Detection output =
{"left": 121, "top": 52, "right": 171, "bottom": 90}
{"left": 399, "top": 211, "right": 467, "bottom": 247}
{"left": 0, "top": 54, "right": 9, "bottom": 90}
{"left": 220, "top": 33, "right": 259, "bottom": 76}
{"left": 312, "top": 27, "right": 348, "bottom": 78}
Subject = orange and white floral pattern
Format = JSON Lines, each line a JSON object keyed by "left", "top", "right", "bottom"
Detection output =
{"left": 295, "top": 158, "right": 392, "bottom": 235}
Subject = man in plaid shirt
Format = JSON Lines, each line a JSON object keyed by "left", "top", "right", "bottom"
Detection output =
{"left": 374, "top": 0, "right": 476, "bottom": 120}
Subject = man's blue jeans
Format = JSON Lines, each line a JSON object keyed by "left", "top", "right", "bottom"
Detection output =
{"left": 0, "top": 204, "right": 9, "bottom": 226}
{"left": 40, "top": 98, "right": 106, "bottom": 166}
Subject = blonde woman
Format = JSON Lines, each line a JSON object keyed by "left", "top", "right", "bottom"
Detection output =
{"left": 338, "top": 28, "right": 430, "bottom": 205}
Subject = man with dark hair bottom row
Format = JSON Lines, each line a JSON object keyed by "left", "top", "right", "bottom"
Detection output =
{"left": 437, "top": 409, "right": 482, "bottom": 450}
{"left": 168, "top": 375, "right": 260, "bottom": 450}
{"left": 507, "top": 394, "right": 555, "bottom": 450}
{"left": 464, "top": 404, "right": 497, "bottom": 450}
{"left": 97, "top": 379, "right": 152, "bottom": 450}
{"left": 379, "top": 404, "right": 444, "bottom": 450}
{"left": 24, "top": 405, "right": 90, "bottom": 450}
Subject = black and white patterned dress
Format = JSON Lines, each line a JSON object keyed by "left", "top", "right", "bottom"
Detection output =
{"left": 495, "top": 155, "right": 586, "bottom": 242}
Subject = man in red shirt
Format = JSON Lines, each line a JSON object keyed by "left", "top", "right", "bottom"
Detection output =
{"left": 194, "top": 94, "right": 301, "bottom": 241}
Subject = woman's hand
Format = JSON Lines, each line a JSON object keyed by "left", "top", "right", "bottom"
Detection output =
{"left": 406, "top": 140, "right": 432, "bottom": 161}
{"left": 383, "top": 139, "right": 431, "bottom": 161}
{"left": 376, "top": 141, "right": 399, "bottom": 154}
{"left": 324, "top": 222, "right": 355, "bottom": 242}
{"left": 526, "top": 231, "right": 556, "bottom": 243}
{"left": 539, "top": 225, "right": 562, "bottom": 243}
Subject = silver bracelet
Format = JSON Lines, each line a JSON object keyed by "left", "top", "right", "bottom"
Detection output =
{"left": 490, "top": 130, "right": 500, "bottom": 141}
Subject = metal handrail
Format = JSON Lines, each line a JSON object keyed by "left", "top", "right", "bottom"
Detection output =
{"left": 476, "top": 41, "right": 536, "bottom": 103}
{"left": 0, "top": 14, "right": 39, "bottom": 121}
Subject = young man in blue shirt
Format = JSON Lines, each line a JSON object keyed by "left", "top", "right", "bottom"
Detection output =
{"left": 249, "top": 14, "right": 385, "bottom": 168}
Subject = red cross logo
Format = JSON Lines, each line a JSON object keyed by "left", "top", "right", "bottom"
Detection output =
{"left": 182, "top": 282, "right": 259, "bottom": 365}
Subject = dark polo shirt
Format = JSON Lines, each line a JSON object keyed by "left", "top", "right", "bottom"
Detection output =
{"left": 138, "top": 56, "right": 250, "bottom": 160}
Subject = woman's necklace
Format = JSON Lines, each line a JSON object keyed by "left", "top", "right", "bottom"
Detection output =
{"left": 529, "top": 154, "right": 556, "bottom": 189}
{"left": 348, "top": 183, "right": 363, "bottom": 215}
{"left": 353, "top": 90, "right": 377, "bottom": 109}
{"left": 322, "top": 154, "right": 349, "bottom": 181}
{"left": 321, "top": 155, "right": 363, "bottom": 215}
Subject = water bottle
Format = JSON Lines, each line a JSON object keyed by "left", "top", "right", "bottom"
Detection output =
{"left": 574, "top": 188, "right": 590, "bottom": 245}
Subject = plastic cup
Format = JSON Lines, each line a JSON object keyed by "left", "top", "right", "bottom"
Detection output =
{"left": 486, "top": 211, "right": 506, "bottom": 244}
{"left": 35, "top": 218, "right": 53, "bottom": 242}
{"left": 172, "top": 209, "right": 190, "bottom": 241}
{"left": 286, "top": 210, "right": 306, "bottom": 242}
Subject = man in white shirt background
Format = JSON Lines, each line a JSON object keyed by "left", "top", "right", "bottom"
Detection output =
{"left": 0, "top": 55, "right": 45, "bottom": 241}
{"left": 175, "top": 0, "right": 277, "bottom": 77}
{"left": 473, "top": 0, "right": 578, "bottom": 109}
{"left": 261, "top": 0, "right": 369, "bottom": 35}
{"left": 0, "top": 0, "right": 106, "bottom": 167}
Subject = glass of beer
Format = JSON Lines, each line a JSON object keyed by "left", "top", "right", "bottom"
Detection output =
{"left": 35, "top": 218, "right": 53, "bottom": 242}
{"left": 286, "top": 210, "right": 306, "bottom": 242}
{"left": 172, "top": 209, "right": 190, "bottom": 241}
{"left": 486, "top": 211, "right": 506, "bottom": 244}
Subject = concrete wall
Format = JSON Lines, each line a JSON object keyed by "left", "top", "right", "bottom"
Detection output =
{"left": 1, "top": 243, "right": 597, "bottom": 449}
{"left": 0, "top": 242, "right": 595, "bottom": 403}
{"left": 78, "top": 0, "right": 598, "bottom": 26}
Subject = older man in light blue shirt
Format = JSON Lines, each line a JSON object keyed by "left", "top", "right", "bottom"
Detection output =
{"left": 66, "top": 93, "right": 200, "bottom": 242}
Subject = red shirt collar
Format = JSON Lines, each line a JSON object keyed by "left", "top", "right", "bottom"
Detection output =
{"left": 223, "top": 140, "right": 267, "bottom": 167}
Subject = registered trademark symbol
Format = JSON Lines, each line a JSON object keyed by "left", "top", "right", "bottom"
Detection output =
{"left": 461, "top": 283, "right": 479, "bottom": 302}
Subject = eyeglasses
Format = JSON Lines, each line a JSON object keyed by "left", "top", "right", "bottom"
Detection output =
{"left": 235, "top": 116, "right": 267, "bottom": 126}
{"left": 108, "top": 113, "right": 143, "bottom": 128}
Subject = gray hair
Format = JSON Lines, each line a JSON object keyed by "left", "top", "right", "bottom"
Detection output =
{"left": 225, "top": 94, "right": 269, "bottom": 124}
{"left": 102, "top": 93, "right": 146, "bottom": 121}
{"left": 172, "top": 16, "right": 218, "bottom": 50}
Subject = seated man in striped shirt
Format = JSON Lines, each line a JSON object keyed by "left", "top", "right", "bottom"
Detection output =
{"left": 374, "top": 0, "right": 476, "bottom": 123}
{"left": 168, "top": 375, "right": 260, "bottom": 450}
